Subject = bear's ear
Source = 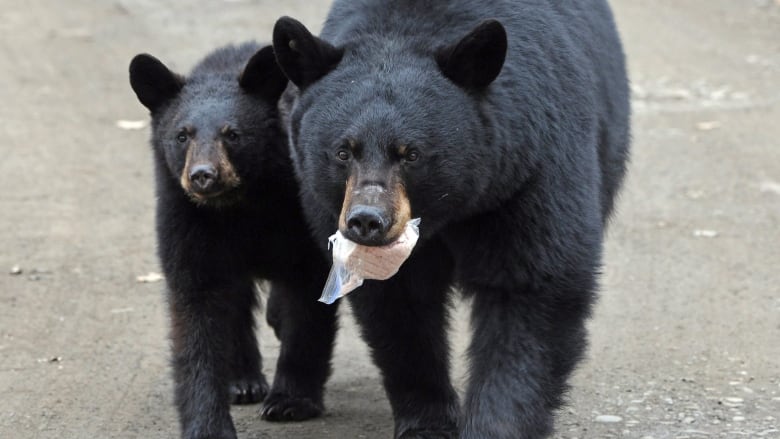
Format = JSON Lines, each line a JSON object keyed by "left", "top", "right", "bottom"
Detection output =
{"left": 129, "top": 54, "right": 184, "bottom": 111}
{"left": 239, "top": 46, "right": 288, "bottom": 102}
{"left": 272, "top": 16, "right": 344, "bottom": 88}
{"left": 435, "top": 20, "right": 507, "bottom": 89}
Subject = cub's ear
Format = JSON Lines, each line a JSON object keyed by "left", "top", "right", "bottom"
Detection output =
{"left": 129, "top": 54, "right": 184, "bottom": 111}
{"left": 272, "top": 16, "right": 343, "bottom": 88}
{"left": 435, "top": 20, "right": 507, "bottom": 89}
{"left": 239, "top": 46, "right": 288, "bottom": 102}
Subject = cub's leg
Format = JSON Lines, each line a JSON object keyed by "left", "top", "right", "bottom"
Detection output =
{"left": 227, "top": 283, "right": 268, "bottom": 405}
{"left": 261, "top": 278, "right": 339, "bottom": 422}
{"left": 169, "top": 279, "right": 261, "bottom": 439}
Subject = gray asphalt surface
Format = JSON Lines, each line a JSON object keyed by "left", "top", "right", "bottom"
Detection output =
{"left": 1, "top": 1, "right": 778, "bottom": 438}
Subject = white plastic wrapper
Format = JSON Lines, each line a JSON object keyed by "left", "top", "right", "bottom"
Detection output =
{"left": 319, "top": 218, "right": 421, "bottom": 304}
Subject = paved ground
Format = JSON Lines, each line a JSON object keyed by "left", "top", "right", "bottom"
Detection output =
{"left": 1, "top": 1, "right": 778, "bottom": 438}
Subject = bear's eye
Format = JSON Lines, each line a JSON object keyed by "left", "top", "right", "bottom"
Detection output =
{"left": 176, "top": 132, "right": 188, "bottom": 143}
{"left": 404, "top": 149, "right": 420, "bottom": 162}
{"left": 225, "top": 130, "right": 239, "bottom": 142}
{"left": 336, "top": 149, "right": 351, "bottom": 161}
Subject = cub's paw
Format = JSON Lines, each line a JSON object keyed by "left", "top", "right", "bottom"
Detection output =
{"left": 228, "top": 377, "right": 269, "bottom": 405}
{"left": 398, "top": 428, "right": 458, "bottom": 439}
{"left": 186, "top": 433, "right": 236, "bottom": 439}
{"left": 260, "top": 393, "right": 323, "bottom": 422}
{"left": 183, "top": 422, "right": 237, "bottom": 439}
{"left": 396, "top": 419, "right": 458, "bottom": 439}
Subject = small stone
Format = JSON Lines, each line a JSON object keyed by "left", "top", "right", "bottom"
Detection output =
{"left": 693, "top": 229, "right": 718, "bottom": 238}
{"left": 759, "top": 181, "right": 780, "bottom": 195}
{"left": 631, "top": 84, "right": 648, "bottom": 99}
{"left": 725, "top": 397, "right": 744, "bottom": 403}
{"left": 116, "top": 119, "right": 147, "bottom": 130}
{"left": 696, "top": 121, "right": 721, "bottom": 131}
{"left": 10, "top": 265, "right": 22, "bottom": 275}
{"left": 595, "top": 415, "right": 623, "bottom": 423}
{"left": 686, "top": 190, "right": 705, "bottom": 199}
{"left": 708, "top": 88, "right": 729, "bottom": 100}
{"left": 732, "top": 416, "right": 745, "bottom": 422}
{"left": 136, "top": 272, "right": 164, "bottom": 283}
{"left": 657, "top": 88, "right": 692, "bottom": 100}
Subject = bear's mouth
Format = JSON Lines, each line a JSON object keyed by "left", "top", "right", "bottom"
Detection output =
{"left": 178, "top": 138, "right": 243, "bottom": 207}
{"left": 338, "top": 175, "right": 412, "bottom": 246}
{"left": 185, "top": 184, "right": 243, "bottom": 208}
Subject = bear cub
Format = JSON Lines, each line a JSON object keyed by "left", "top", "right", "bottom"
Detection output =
{"left": 129, "top": 42, "right": 338, "bottom": 439}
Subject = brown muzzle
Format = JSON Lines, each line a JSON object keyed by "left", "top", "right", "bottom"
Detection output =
{"left": 179, "top": 140, "right": 240, "bottom": 200}
{"left": 339, "top": 174, "right": 411, "bottom": 246}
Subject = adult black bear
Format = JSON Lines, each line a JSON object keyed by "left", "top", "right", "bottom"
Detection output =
{"left": 129, "top": 42, "right": 338, "bottom": 439}
{"left": 272, "top": 0, "right": 630, "bottom": 437}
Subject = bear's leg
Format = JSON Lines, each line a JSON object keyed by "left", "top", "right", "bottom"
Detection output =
{"left": 348, "top": 242, "right": 458, "bottom": 439}
{"left": 169, "top": 283, "right": 252, "bottom": 439}
{"left": 227, "top": 284, "right": 269, "bottom": 405}
{"left": 261, "top": 279, "right": 339, "bottom": 422}
{"left": 460, "top": 286, "right": 591, "bottom": 439}
{"left": 265, "top": 282, "right": 283, "bottom": 340}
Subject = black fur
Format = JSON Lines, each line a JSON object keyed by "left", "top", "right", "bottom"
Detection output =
{"left": 273, "top": 0, "right": 630, "bottom": 437}
{"left": 129, "top": 42, "right": 338, "bottom": 439}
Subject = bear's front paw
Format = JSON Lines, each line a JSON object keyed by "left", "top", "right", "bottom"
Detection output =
{"left": 260, "top": 393, "right": 323, "bottom": 422}
{"left": 229, "top": 376, "right": 269, "bottom": 405}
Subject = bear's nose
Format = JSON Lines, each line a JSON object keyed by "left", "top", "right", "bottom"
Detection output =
{"left": 189, "top": 165, "right": 218, "bottom": 192}
{"left": 345, "top": 205, "right": 388, "bottom": 245}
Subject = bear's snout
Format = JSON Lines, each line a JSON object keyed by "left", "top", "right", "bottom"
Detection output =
{"left": 339, "top": 178, "right": 411, "bottom": 246}
{"left": 189, "top": 164, "right": 219, "bottom": 194}
{"left": 178, "top": 139, "right": 241, "bottom": 204}
{"left": 345, "top": 204, "right": 389, "bottom": 245}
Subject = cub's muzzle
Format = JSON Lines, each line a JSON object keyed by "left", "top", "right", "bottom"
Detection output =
{"left": 189, "top": 164, "right": 219, "bottom": 195}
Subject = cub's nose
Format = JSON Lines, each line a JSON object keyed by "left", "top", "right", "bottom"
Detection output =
{"left": 189, "top": 164, "right": 218, "bottom": 193}
{"left": 345, "top": 205, "right": 389, "bottom": 245}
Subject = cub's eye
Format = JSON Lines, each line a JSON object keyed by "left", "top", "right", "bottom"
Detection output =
{"left": 225, "top": 130, "right": 239, "bottom": 142}
{"left": 176, "top": 132, "right": 188, "bottom": 143}
{"left": 405, "top": 149, "right": 420, "bottom": 162}
{"left": 336, "top": 149, "right": 351, "bottom": 161}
